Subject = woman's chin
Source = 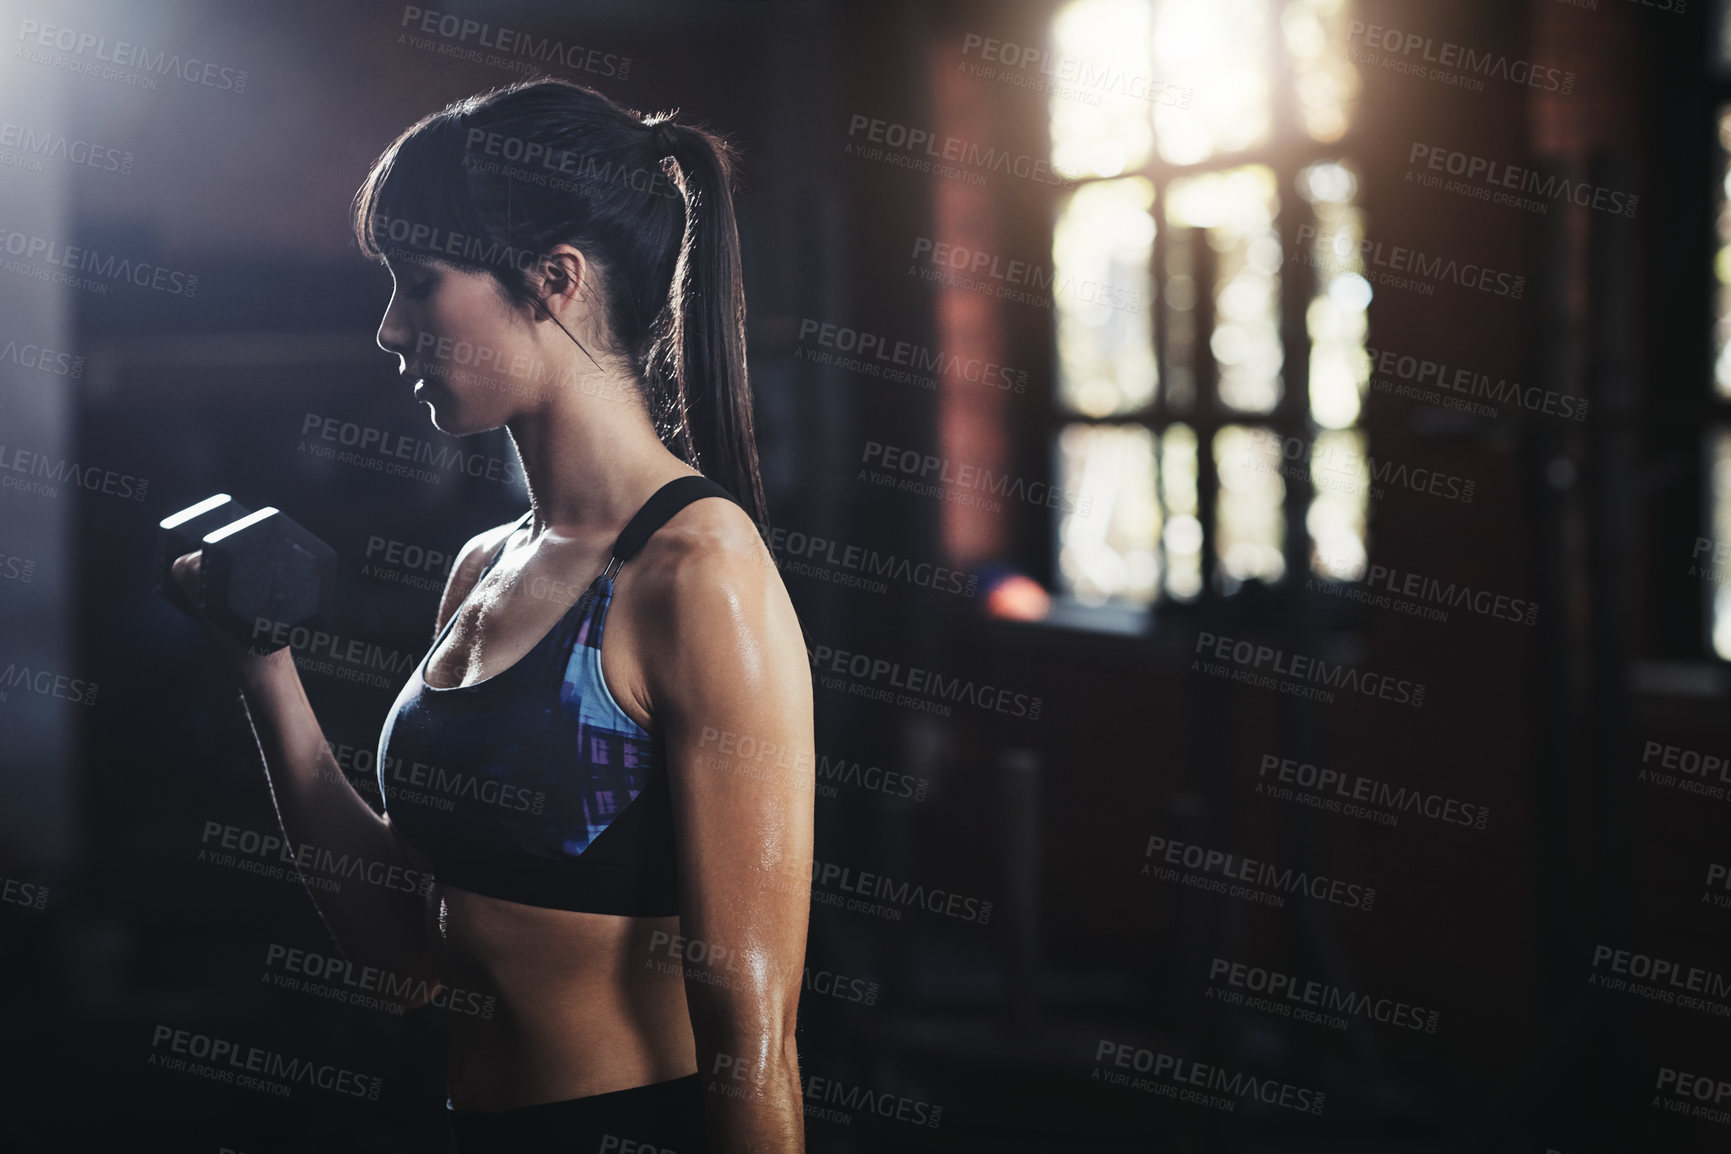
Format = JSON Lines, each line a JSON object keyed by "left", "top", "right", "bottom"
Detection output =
{"left": 423, "top": 404, "right": 496, "bottom": 439}
{"left": 426, "top": 410, "right": 468, "bottom": 437}
{"left": 416, "top": 387, "right": 507, "bottom": 437}
{"left": 418, "top": 398, "right": 456, "bottom": 434}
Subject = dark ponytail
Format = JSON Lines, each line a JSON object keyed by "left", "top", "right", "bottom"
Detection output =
{"left": 352, "top": 78, "right": 768, "bottom": 528}
{"left": 653, "top": 117, "right": 768, "bottom": 528}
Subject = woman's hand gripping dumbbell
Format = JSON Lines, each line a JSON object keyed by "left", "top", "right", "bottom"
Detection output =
{"left": 157, "top": 493, "right": 336, "bottom": 670}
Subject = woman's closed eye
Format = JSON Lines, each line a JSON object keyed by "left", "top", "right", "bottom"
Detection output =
{"left": 390, "top": 264, "right": 436, "bottom": 301}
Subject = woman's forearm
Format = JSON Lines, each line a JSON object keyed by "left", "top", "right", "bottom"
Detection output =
{"left": 696, "top": 1031, "right": 804, "bottom": 1154}
{"left": 235, "top": 651, "right": 438, "bottom": 988}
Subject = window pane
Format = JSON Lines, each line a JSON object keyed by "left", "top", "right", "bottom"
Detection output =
{"left": 1049, "top": 0, "right": 1156, "bottom": 179}
{"left": 1712, "top": 430, "right": 1731, "bottom": 658}
{"left": 1160, "top": 424, "right": 1203, "bottom": 599}
{"left": 1282, "top": 0, "right": 1360, "bottom": 143}
{"left": 1213, "top": 424, "right": 1286, "bottom": 586}
{"left": 1055, "top": 177, "right": 1157, "bottom": 415}
{"left": 1299, "top": 161, "right": 1370, "bottom": 429}
{"left": 1168, "top": 166, "right": 1283, "bottom": 413}
{"left": 1056, "top": 423, "right": 1160, "bottom": 606}
{"left": 1308, "top": 428, "right": 1368, "bottom": 580}
{"left": 1296, "top": 160, "right": 1370, "bottom": 581}
{"left": 1715, "top": 104, "right": 1731, "bottom": 400}
{"left": 1150, "top": 0, "right": 1273, "bottom": 165}
{"left": 1049, "top": 0, "right": 1352, "bottom": 172}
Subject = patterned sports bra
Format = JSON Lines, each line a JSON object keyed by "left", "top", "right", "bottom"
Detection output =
{"left": 375, "top": 474, "right": 740, "bottom": 916}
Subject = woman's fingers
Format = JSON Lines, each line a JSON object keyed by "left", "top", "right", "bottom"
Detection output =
{"left": 170, "top": 550, "right": 203, "bottom": 604}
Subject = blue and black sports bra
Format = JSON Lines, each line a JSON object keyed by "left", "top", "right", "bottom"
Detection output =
{"left": 375, "top": 474, "right": 741, "bottom": 916}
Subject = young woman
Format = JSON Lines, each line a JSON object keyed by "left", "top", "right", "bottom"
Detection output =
{"left": 172, "top": 78, "right": 815, "bottom": 1153}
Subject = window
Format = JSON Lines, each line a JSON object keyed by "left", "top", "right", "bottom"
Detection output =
{"left": 1046, "top": 0, "right": 1364, "bottom": 612}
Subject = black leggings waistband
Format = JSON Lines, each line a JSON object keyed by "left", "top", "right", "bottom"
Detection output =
{"left": 446, "top": 1073, "right": 706, "bottom": 1154}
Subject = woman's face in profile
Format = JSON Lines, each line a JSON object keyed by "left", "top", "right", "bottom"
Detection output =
{"left": 376, "top": 257, "right": 544, "bottom": 436}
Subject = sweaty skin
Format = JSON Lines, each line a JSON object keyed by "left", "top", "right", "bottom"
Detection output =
{"left": 175, "top": 243, "right": 814, "bottom": 1153}
{"left": 420, "top": 496, "right": 814, "bottom": 1118}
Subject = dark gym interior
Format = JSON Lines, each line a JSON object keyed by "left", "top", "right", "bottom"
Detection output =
{"left": 1, "top": 0, "right": 1726, "bottom": 1150}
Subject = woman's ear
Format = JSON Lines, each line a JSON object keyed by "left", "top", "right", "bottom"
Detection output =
{"left": 535, "top": 245, "right": 593, "bottom": 318}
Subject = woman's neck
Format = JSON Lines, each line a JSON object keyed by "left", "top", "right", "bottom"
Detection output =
{"left": 503, "top": 365, "right": 698, "bottom": 542}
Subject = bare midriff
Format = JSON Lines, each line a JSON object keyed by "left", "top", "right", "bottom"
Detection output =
{"left": 429, "top": 884, "right": 697, "bottom": 1110}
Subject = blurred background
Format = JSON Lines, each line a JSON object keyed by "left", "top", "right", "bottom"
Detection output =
{"left": 0, "top": 0, "right": 1725, "bottom": 1149}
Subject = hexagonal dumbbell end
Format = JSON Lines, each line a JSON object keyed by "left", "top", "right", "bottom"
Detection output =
{"left": 157, "top": 493, "right": 252, "bottom": 617}
{"left": 199, "top": 508, "right": 336, "bottom": 653}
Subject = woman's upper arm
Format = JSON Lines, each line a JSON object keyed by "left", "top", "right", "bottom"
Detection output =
{"left": 649, "top": 531, "right": 816, "bottom": 1042}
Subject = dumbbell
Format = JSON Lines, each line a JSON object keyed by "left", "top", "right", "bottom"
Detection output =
{"left": 157, "top": 493, "right": 336, "bottom": 652}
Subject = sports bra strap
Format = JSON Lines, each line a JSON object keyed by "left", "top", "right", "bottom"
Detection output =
{"left": 602, "top": 474, "right": 741, "bottom": 577}
{"left": 482, "top": 475, "right": 739, "bottom": 583}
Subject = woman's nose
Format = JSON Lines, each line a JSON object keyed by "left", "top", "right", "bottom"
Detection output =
{"left": 376, "top": 289, "right": 413, "bottom": 357}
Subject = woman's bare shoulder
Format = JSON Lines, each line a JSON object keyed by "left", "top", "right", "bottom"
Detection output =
{"left": 631, "top": 496, "right": 800, "bottom": 651}
{"left": 636, "top": 496, "right": 772, "bottom": 586}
